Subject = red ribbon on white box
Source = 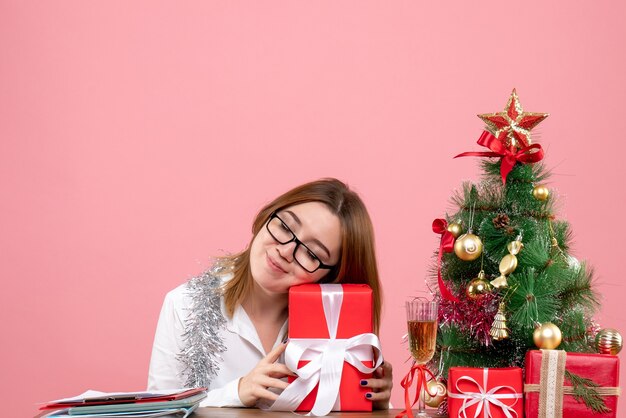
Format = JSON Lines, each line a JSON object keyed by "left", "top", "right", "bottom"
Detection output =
{"left": 448, "top": 368, "right": 522, "bottom": 418}
{"left": 268, "top": 284, "right": 383, "bottom": 416}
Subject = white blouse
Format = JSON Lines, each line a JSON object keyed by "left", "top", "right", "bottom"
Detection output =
{"left": 147, "top": 277, "right": 288, "bottom": 407}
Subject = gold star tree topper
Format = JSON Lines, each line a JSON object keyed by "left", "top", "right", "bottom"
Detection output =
{"left": 478, "top": 89, "right": 549, "bottom": 151}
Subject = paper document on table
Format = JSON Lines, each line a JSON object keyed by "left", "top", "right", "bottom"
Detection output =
{"left": 40, "top": 388, "right": 206, "bottom": 410}
{"left": 65, "top": 393, "right": 206, "bottom": 415}
{"left": 47, "top": 388, "right": 199, "bottom": 404}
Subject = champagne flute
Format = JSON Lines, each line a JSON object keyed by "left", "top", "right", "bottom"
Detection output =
{"left": 406, "top": 298, "right": 439, "bottom": 416}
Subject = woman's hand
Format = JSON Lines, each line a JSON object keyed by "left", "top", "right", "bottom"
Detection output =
{"left": 361, "top": 361, "right": 393, "bottom": 409}
{"left": 238, "top": 342, "right": 295, "bottom": 407}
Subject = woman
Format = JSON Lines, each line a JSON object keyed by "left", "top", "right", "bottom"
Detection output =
{"left": 148, "top": 178, "right": 393, "bottom": 409}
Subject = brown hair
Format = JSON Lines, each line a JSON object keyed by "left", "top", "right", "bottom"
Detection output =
{"left": 219, "top": 178, "right": 382, "bottom": 333}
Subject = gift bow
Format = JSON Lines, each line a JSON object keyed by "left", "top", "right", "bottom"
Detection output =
{"left": 432, "top": 218, "right": 460, "bottom": 303}
{"left": 455, "top": 130, "right": 544, "bottom": 184}
{"left": 269, "top": 284, "right": 383, "bottom": 416}
{"left": 448, "top": 368, "right": 522, "bottom": 418}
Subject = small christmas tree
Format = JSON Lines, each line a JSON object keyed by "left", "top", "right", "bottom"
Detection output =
{"left": 430, "top": 89, "right": 600, "bottom": 376}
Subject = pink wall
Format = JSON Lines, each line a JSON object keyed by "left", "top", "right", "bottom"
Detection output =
{"left": 2, "top": 2, "right": 625, "bottom": 416}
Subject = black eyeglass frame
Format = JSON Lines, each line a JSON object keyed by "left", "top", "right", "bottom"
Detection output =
{"left": 266, "top": 212, "right": 337, "bottom": 274}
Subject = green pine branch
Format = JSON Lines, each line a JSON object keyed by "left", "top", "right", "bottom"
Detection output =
{"left": 508, "top": 268, "right": 560, "bottom": 328}
{"left": 478, "top": 216, "right": 540, "bottom": 262}
{"left": 515, "top": 234, "right": 551, "bottom": 269}
{"left": 559, "top": 262, "right": 600, "bottom": 312}
{"left": 552, "top": 220, "right": 573, "bottom": 253}
{"left": 435, "top": 324, "right": 499, "bottom": 376}
{"left": 481, "top": 160, "right": 551, "bottom": 184}
{"left": 557, "top": 309, "right": 596, "bottom": 352}
{"left": 564, "top": 370, "right": 612, "bottom": 414}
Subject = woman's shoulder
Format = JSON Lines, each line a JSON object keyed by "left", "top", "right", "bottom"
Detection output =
{"left": 163, "top": 282, "right": 191, "bottom": 304}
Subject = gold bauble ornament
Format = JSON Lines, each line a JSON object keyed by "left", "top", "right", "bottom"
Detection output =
{"left": 533, "top": 322, "right": 562, "bottom": 350}
{"left": 532, "top": 185, "right": 550, "bottom": 201}
{"left": 466, "top": 271, "right": 492, "bottom": 299}
{"left": 454, "top": 233, "right": 483, "bottom": 261}
{"left": 596, "top": 328, "right": 623, "bottom": 355}
{"left": 424, "top": 379, "right": 447, "bottom": 408}
{"left": 447, "top": 222, "right": 463, "bottom": 238}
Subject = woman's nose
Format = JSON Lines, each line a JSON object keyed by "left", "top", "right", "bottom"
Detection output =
{"left": 276, "top": 240, "right": 296, "bottom": 262}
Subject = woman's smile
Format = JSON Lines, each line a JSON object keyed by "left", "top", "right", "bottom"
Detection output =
{"left": 266, "top": 252, "right": 287, "bottom": 274}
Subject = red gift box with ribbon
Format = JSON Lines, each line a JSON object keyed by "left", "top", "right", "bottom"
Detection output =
{"left": 269, "top": 284, "right": 383, "bottom": 416}
{"left": 448, "top": 367, "right": 523, "bottom": 418}
{"left": 524, "top": 350, "right": 620, "bottom": 418}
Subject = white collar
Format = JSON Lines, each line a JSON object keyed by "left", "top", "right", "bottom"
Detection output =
{"left": 220, "top": 273, "right": 289, "bottom": 355}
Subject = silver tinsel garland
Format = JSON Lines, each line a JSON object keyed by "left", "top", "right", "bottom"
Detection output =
{"left": 176, "top": 264, "right": 229, "bottom": 388}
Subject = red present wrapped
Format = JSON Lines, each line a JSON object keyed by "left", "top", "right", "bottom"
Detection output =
{"left": 268, "top": 284, "right": 383, "bottom": 416}
{"left": 448, "top": 367, "right": 523, "bottom": 418}
{"left": 524, "top": 350, "right": 620, "bottom": 418}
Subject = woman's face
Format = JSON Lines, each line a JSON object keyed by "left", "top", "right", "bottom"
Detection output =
{"left": 249, "top": 201, "right": 342, "bottom": 295}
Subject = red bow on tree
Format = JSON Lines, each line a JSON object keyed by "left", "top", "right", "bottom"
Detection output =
{"left": 454, "top": 131, "right": 544, "bottom": 184}
{"left": 432, "top": 219, "right": 459, "bottom": 303}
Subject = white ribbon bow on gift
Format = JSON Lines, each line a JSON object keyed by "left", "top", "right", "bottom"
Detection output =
{"left": 268, "top": 284, "right": 384, "bottom": 416}
{"left": 448, "top": 368, "right": 522, "bottom": 418}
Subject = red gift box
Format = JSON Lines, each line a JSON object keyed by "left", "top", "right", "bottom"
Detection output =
{"left": 524, "top": 350, "right": 620, "bottom": 418}
{"left": 448, "top": 367, "right": 523, "bottom": 418}
{"left": 286, "top": 283, "right": 378, "bottom": 413}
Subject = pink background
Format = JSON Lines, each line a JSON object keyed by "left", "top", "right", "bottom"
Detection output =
{"left": 2, "top": 2, "right": 625, "bottom": 416}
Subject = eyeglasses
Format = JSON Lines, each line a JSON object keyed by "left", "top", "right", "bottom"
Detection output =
{"left": 266, "top": 212, "right": 336, "bottom": 273}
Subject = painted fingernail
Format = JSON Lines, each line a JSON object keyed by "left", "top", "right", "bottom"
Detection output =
{"left": 360, "top": 380, "right": 367, "bottom": 386}
{"left": 366, "top": 393, "right": 372, "bottom": 399}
